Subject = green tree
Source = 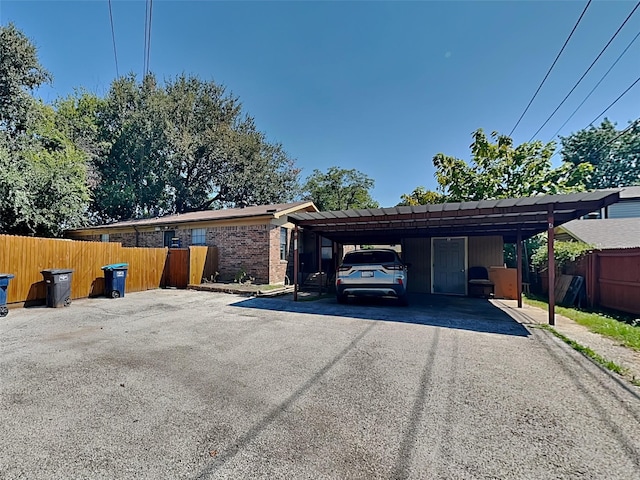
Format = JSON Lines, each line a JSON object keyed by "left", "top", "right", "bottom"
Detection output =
{"left": 303, "top": 166, "right": 379, "bottom": 211}
{"left": 67, "top": 73, "right": 301, "bottom": 221}
{"left": 560, "top": 119, "right": 640, "bottom": 188}
{"left": 0, "top": 104, "right": 90, "bottom": 236}
{"left": 398, "top": 186, "right": 445, "bottom": 206}
{"left": 400, "top": 129, "right": 592, "bottom": 205}
{"left": 0, "top": 23, "right": 51, "bottom": 138}
{"left": 0, "top": 24, "right": 89, "bottom": 236}
{"left": 433, "top": 129, "right": 591, "bottom": 201}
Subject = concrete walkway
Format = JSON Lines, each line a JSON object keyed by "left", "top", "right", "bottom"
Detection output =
{"left": 494, "top": 299, "right": 640, "bottom": 386}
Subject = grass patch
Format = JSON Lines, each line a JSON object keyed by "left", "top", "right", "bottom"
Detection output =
{"left": 524, "top": 296, "right": 640, "bottom": 352}
{"left": 535, "top": 324, "right": 627, "bottom": 376}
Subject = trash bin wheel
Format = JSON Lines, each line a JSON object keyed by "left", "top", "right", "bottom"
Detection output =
{"left": 63, "top": 297, "right": 71, "bottom": 307}
{"left": 111, "top": 290, "right": 121, "bottom": 299}
{"left": 0, "top": 306, "right": 7, "bottom": 317}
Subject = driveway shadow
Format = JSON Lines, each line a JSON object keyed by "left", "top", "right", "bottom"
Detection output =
{"left": 231, "top": 294, "right": 530, "bottom": 337}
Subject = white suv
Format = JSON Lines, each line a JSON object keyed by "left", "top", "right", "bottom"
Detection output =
{"left": 336, "top": 249, "right": 408, "bottom": 306}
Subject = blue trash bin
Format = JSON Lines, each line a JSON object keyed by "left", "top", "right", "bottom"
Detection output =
{"left": 0, "top": 273, "right": 15, "bottom": 317}
{"left": 101, "top": 263, "right": 129, "bottom": 298}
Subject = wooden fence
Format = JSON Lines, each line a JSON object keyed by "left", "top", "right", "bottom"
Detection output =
{"left": 558, "top": 247, "right": 640, "bottom": 315}
{"left": 189, "top": 246, "right": 219, "bottom": 285}
{"left": 0, "top": 234, "right": 167, "bottom": 305}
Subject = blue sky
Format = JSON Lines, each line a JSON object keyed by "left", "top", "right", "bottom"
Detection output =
{"left": 1, "top": 1, "right": 639, "bottom": 207}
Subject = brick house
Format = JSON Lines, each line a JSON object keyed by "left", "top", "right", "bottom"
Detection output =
{"left": 68, "top": 202, "right": 318, "bottom": 285}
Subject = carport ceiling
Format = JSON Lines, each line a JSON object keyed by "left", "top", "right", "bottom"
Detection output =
{"left": 289, "top": 190, "right": 621, "bottom": 244}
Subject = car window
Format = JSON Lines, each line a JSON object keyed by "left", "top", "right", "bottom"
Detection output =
{"left": 343, "top": 251, "right": 398, "bottom": 264}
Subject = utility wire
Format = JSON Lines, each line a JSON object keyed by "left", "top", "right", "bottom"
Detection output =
{"left": 548, "top": 28, "right": 640, "bottom": 142}
{"left": 586, "top": 75, "right": 640, "bottom": 127}
{"left": 143, "top": 0, "right": 153, "bottom": 77}
{"left": 529, "top": 1, "right": 640, "bottom": 142}
{"left": 143, "top": 0, "right": 149, "bottom": 76}
{"left": 108, "top": 0, "right": 119, "bottom": 78}
{"left": 589, "top": 118, "right": 640, "bottom": 158}
{"left": 509, "top": 0, "right": 592, "bottom": 137}
{"left": 146, "top": 0, "right": 153, "bottom": 76}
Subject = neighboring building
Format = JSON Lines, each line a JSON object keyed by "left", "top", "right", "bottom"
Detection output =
{"left": 606, "top": 185, "right": 640, "bottom": 219}
{"left": 556, "top": 218, "right": 640, "bottom": 250}
{"left": 68, "top": 202, "right": 318, "bottom": 285}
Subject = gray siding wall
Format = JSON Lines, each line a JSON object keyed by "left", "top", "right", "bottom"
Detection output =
{"left": 403, "top": 238, "right": 431, "bottom": 294}
{"left": 403, "top": 235, "right": 503, "bottom": 294}
{"left": 608, "top": 200, "right": 640, "bottom": 219}
{"left": 468, "top": 236, "right": 504, "bottom": 269}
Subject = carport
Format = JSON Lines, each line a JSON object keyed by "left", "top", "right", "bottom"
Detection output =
{"left": 289, "top": 190, "right": 620, "bottom": 324}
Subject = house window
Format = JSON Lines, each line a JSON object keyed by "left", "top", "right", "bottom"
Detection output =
{"left": 100, "top": 233, "right": 109, "bottom": 242}
{"left": 191, "top": 228, "right": 206, "bottom": 245}
{"left": 280, "top": 227, "right": 288, "bottom": 260}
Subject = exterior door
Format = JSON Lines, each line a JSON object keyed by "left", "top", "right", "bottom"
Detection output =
{"left": 164, "top": 230, "right": 176, "bottom": 247}
{"left": 432, "top": 237, "right": 466, "bottom": 295}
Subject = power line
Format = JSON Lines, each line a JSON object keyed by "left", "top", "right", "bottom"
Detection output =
{"left": 108, "top": 0, "right": 119, "bottom": 78}
{"left": 143, "top": 0, "right": 153, "bottom": 77}
{"left": 528, "top": 1, "right": 640, "bottom": 142}
{"left": 547, "top": 28, "right": 640, "bottom": 142}
{"left": 552, "top": 117, "right": 640, "bottom": 163}
{"left": 586, "top": 75, "right": 640, "bottom": 127}
{"left": 143, "top": 0, "right": 149, "bottom": 76}
{"left": 508, "top": 0, "right": 592, "bottom": 137}
{"left": 590, "top": 118, "right": 640, "bottom": 158}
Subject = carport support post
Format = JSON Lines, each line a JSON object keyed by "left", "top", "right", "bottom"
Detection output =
{"left": 317, "top": 234, "right": 322, "bottom": 296}
{"left": 517, "top": 229, "right": 523, "bottom": 308}
{"left": 547, "top": 205, "right": 556, "bottom": 325}
{"left": 293, "top": 226, "right": 299, "bottom": 302}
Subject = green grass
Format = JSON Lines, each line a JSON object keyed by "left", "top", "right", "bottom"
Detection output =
{"left": 534, "top": 324, "right": 628, "bottom": 376}
{"left": 524, "top": 296, "right": 640, "bottom": 352}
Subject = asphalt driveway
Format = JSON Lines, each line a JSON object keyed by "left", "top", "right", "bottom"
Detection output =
{"left": 1, "top": 290, "right": 639, "bottom": 479}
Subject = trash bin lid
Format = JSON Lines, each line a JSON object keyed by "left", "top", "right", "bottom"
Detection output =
{"left": 0, "top": 273, "right": 14, "bottom": 279}
{"left": 101, "top": 263, "right": 129, "bottom": 271}
{"left": 41, "top": 269, "right": 74, "bottom": 275}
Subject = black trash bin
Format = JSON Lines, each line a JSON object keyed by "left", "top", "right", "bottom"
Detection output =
{"left": 41, "top": 269, "right": 74, "bottom": 308}
{"left": 101, "top": 263, "right": 129, "bottom": 298}
{"left": 0, "top": 273, "right": 15, "bottom": 317}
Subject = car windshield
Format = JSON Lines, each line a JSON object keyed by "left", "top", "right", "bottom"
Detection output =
{"left": 343, "top": 251, "right": 398, "bottom": 265}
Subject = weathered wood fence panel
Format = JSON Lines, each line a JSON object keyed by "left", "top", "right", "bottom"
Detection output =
{"left": 164, "top": 248, "right": 189, "bottom": 289}
{"left": 188, "top": 246, "right": 219, "bottom": 285}
{"left": 0, "top": 234, "right": 167, "bottom": 305}
{"left": 589, "top": 248, "right": 640, "bottom": 315}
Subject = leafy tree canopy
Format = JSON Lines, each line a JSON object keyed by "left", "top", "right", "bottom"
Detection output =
{"left": 60, "top": 74, "right": 302, "bottom": 222}
{"left": 0, "top": 25, "right": 89, "bottom": 237}
{"left": 398, "top": 186, "right": 445, "bottom": 206}
{"left": 0, "top": 23, "right": 51, "bottom": 138}
{"left": 0, "top": 103, "right": 90, "bottom": 236}
{"left": 560, "top": 118, "right": 640, "bottom": 189}
{"left": 400, "top": 129, "right": 592, "bottom": 205}
{"left": 303, "top": 166, "right": 379, "bottom": 211}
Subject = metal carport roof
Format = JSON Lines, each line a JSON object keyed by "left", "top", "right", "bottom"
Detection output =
{"left": 289, "top": 190, "right": 621, "bottom": 243}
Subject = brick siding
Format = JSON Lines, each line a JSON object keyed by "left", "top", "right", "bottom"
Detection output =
{"left": 72, "top": 222, "right": 290, "bottom": 284}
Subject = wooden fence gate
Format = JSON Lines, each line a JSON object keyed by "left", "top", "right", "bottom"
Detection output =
{"left": 164, "top": 248, "right": 189, "bottom": 289}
